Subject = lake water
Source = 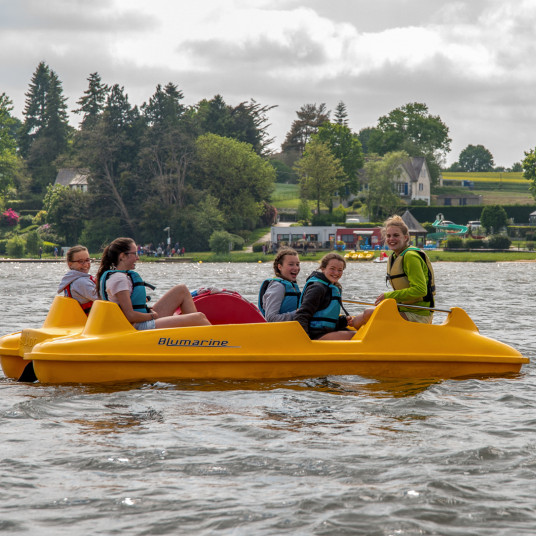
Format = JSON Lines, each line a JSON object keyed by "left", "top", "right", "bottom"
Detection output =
{"left": 1, "top": 261, "right": 535, "bottom": 535}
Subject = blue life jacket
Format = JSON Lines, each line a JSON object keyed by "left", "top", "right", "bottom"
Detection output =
{"left": 258, "top": 278, "right": 301, "bottom": 316}
{"left": 100, "top": 270, "right": 155, "bottom": 313}
{"left": 299, "top": 275, "right": 342, "bottom": 331}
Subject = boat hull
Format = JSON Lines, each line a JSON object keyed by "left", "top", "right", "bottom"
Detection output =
{"left": 26, "top": 299, "right": 528, "bottom": 384}
{"left": 0, "top": 296, "right": 88, "bottom": 380}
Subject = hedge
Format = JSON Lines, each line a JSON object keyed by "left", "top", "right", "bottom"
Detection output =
{"left": 402, "top": 205, "right": 536, "bottom": 224}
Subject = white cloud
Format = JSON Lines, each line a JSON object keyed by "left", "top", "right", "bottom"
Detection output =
{"left": 2, "top": 0, "right": 536, "bottom": 166}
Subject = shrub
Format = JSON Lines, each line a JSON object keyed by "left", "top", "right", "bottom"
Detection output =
{"left": 6, "top": 236, "right": 25, "bottom": 257}
{"left": 487, "top": 235, "right": 511, "bottom": 250}
{"left": 18, "top": 214, "right": 34, "bottom": 229}
{"left": 209, "top": 230, "right": 235, "bottom": 254}
{"left": 25, "top": 230, "right": 43, "bottom": 255}
{"left": 0, "top": 239, "right": 6, "bottom": 254}
{"left": 446, "top": 236, "right": 464, "bottom": 249}
{"left": 1, "top": 208, "right": 19, "bottom": 227}
{"left": 33, "top": 210, "right": 47, "bottom": 226}
{"left": 252, "top": 242, "right": 267, "bottom": 253}
{"left": 465, "top": 238, "right": 485, "bottom": 249}
{"left": 229, "top": 233, "right": 245, "bottom": 251}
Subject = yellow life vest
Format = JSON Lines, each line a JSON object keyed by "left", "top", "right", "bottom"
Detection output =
{"left": 386, "top": 247, "right": 436, "bottom": 307}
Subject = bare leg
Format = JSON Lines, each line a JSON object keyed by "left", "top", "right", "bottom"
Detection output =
{"left": 351, "top": 308, "right": 374, "bottom": 330}
{"left": 152, "top": 284, "right": 197, "bottom": 316}
{"left": 319, "top": 331, "right": 356, "bottom": 340}
{"left": 155, "top": 312, "right": 210, "bottom": 328}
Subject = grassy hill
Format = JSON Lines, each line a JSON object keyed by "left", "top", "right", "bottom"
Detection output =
{"left": 271, "top": 172, "right": 535, "bottom": 214}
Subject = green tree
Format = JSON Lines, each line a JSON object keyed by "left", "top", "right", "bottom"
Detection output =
{"left": 294, "top": 139, "right": 345, "bottom": 214}
{"left": 195, "top": 133, "right": 275, "bottom": 231}
{"left": 19, "top": 62, "right": 70, "bottom": 192}
{"left": 458, "top": 144, "right": 494, "bottom": 172}
{"left": 522, "top": 147, "right": 536, "bottom": 200}
{"left": 25, "top": 229, "right": 43, "bottom": 255}
{"left": 0, "top": 93, "right": 22, "bottom": 196}
{"left": 139, "top": 82, "right": 193, "bottom": 209}
{"left": 6, "top": 235, "right": 25, "bottom": 258}
{"left": 313, "top": 122, "right": 364, "bottom": 195}
{"left": 209, "top": 230, "right": 235, "bottom": 254}
{"left": 191, "top": 95, "right": 275, "bottom": 156}
{"left": 357, "top": 127, "right": 376, "bottom": 154}
{"left": 369, "top": 102, "right": 451, "bottom": 184}
{"left": 334, "top": 101, "right": 348, "bottom": 126}
{"left": 79, "top": 84, "right": 143, "bottom": 236}
{"left": 270, "top": 158, "right": 298, "bottom": 183}
{"left": 43, "top": 184, "right": 90, "bottom": 244}
{"left": 74, "top": 72, "right": 109, "bottom": 129}
{"left": 297, "top": 198, "right": 312, "bottom": 222}
{"left": 480, "top": 205, "right": 508, "bottom": 234}
{"left": 363, "top": 151, "right": 408, "bottom": 220}
{"left": 281, "top": 103, "right": 330, "bottom": 162}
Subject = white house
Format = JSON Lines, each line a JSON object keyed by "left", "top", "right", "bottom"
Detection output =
{"left": 54, "top": 168, "right": 89, "bottom": 192}
{"left": 394, "top": 157, "right": 431, "bottom": 205}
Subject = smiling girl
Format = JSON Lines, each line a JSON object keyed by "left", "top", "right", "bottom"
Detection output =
{"left": 375, "top": 215, "right": 436, "bottom": 323}
{"left": 96, "top": 237, "right": 210, "bottom": 330}
{"left": 295, "top": 252, "right": 372, "bottom": 340}
{"left": 57, "top": 245, "right": 98, "bottom": 314}
{"left": 258, "top": 247, "right": 301, "bottom": 322}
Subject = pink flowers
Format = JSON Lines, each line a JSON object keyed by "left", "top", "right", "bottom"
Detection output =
{"left": 1, "top": 208, "right": 19, "bottom": 227}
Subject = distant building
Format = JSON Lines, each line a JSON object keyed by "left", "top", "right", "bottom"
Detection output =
{"left": 54, "top": 168, "right": 89, "bottom": 192}
{"left": 394, "top": 157, "right": 431, "bottom": 205}
{"left": 356, "top": 157, "right": 432, "bottom": 206}
{"left": 435, "top": 193, "right": 482, "bottom": 206}
{"left": 400, "top": 209, "right": 428, "bottom": 248}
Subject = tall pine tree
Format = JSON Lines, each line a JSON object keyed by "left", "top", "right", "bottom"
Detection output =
{"left": 19, "top": 62, "right": 70, "bottom": 193}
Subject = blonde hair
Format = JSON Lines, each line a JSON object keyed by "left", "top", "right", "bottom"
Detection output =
{"left": 383, "top": 215, "right": 410, "bottom": 247}
{"left": 273, "top": 247, "right": 299, "bottom": 278}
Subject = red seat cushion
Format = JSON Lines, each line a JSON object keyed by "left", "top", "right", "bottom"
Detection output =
{"left": 192, "top": 291, "right": 266, "bottom": 325}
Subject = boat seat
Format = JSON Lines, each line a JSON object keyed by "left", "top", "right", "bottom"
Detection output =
{"left": 192, "top": 290, "right": 267, "bottom": 325}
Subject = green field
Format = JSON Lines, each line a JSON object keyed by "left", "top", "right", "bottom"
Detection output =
{"left": 271, "top": 172, "right": 535, "bottom": 211}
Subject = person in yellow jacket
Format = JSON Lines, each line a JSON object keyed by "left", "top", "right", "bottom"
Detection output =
{"left": 374, "top": 215, "right": 436, "bottom": 324}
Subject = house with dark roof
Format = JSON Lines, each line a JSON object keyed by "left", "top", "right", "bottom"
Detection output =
{"left": 394, "top": 157, "right": 431, "bottom": 205}
{"left": 54, "top": 168, "right": 89, "bottom": 192}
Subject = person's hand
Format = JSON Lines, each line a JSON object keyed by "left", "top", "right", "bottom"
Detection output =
{"left": 374, "top": 294, "right": 385, "bottom": 306}
{"left": 150, "top": 309, "right": 159, "bottom": 320}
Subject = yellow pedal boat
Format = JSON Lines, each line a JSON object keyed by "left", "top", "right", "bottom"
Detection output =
{"left": 14, "top": 297, "right": 528, "bottom": 384}
{"left": 344, "top": 251, "right": 374, "bottom": 261}
{"left": 0, "top": 296, "right": 87, "bottom": 381}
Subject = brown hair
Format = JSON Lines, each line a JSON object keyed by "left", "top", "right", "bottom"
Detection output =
{"left": 383, "top": 215, "right": 410, "bottom": 246}
{"left": 96, "top": 237, "right": 135, "bottom": 297}
{"left": 66, "top": 245, "right": 88, "bottom": 263}
{"left": 319, "top": 252, "right": 346, "bottom": 270}
{"left": 318, "top": 252, "right": 346, "bottom": 289}
{"left": 273, "top": 247, "right": 299, "bottom": 278}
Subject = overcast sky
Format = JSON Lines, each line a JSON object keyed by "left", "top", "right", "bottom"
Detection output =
{"left": 2, "top": 0, "right": 535, "bottom": 167}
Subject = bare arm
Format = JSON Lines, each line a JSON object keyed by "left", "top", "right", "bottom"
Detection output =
{"left": 114, "top": 290, "right": 155, "bottom": 324}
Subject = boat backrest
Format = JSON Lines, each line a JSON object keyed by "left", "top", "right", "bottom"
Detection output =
{"left": 192, "top": 290, "right": 266, "bottom": 325}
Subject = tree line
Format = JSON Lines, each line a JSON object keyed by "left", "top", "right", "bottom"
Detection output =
{"left": 0, "top": 60, "right": 533, "bottom": 254}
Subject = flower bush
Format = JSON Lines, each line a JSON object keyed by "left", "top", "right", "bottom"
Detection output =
{"left": 1, "top": 208, "right": 19, "bottom": 227}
